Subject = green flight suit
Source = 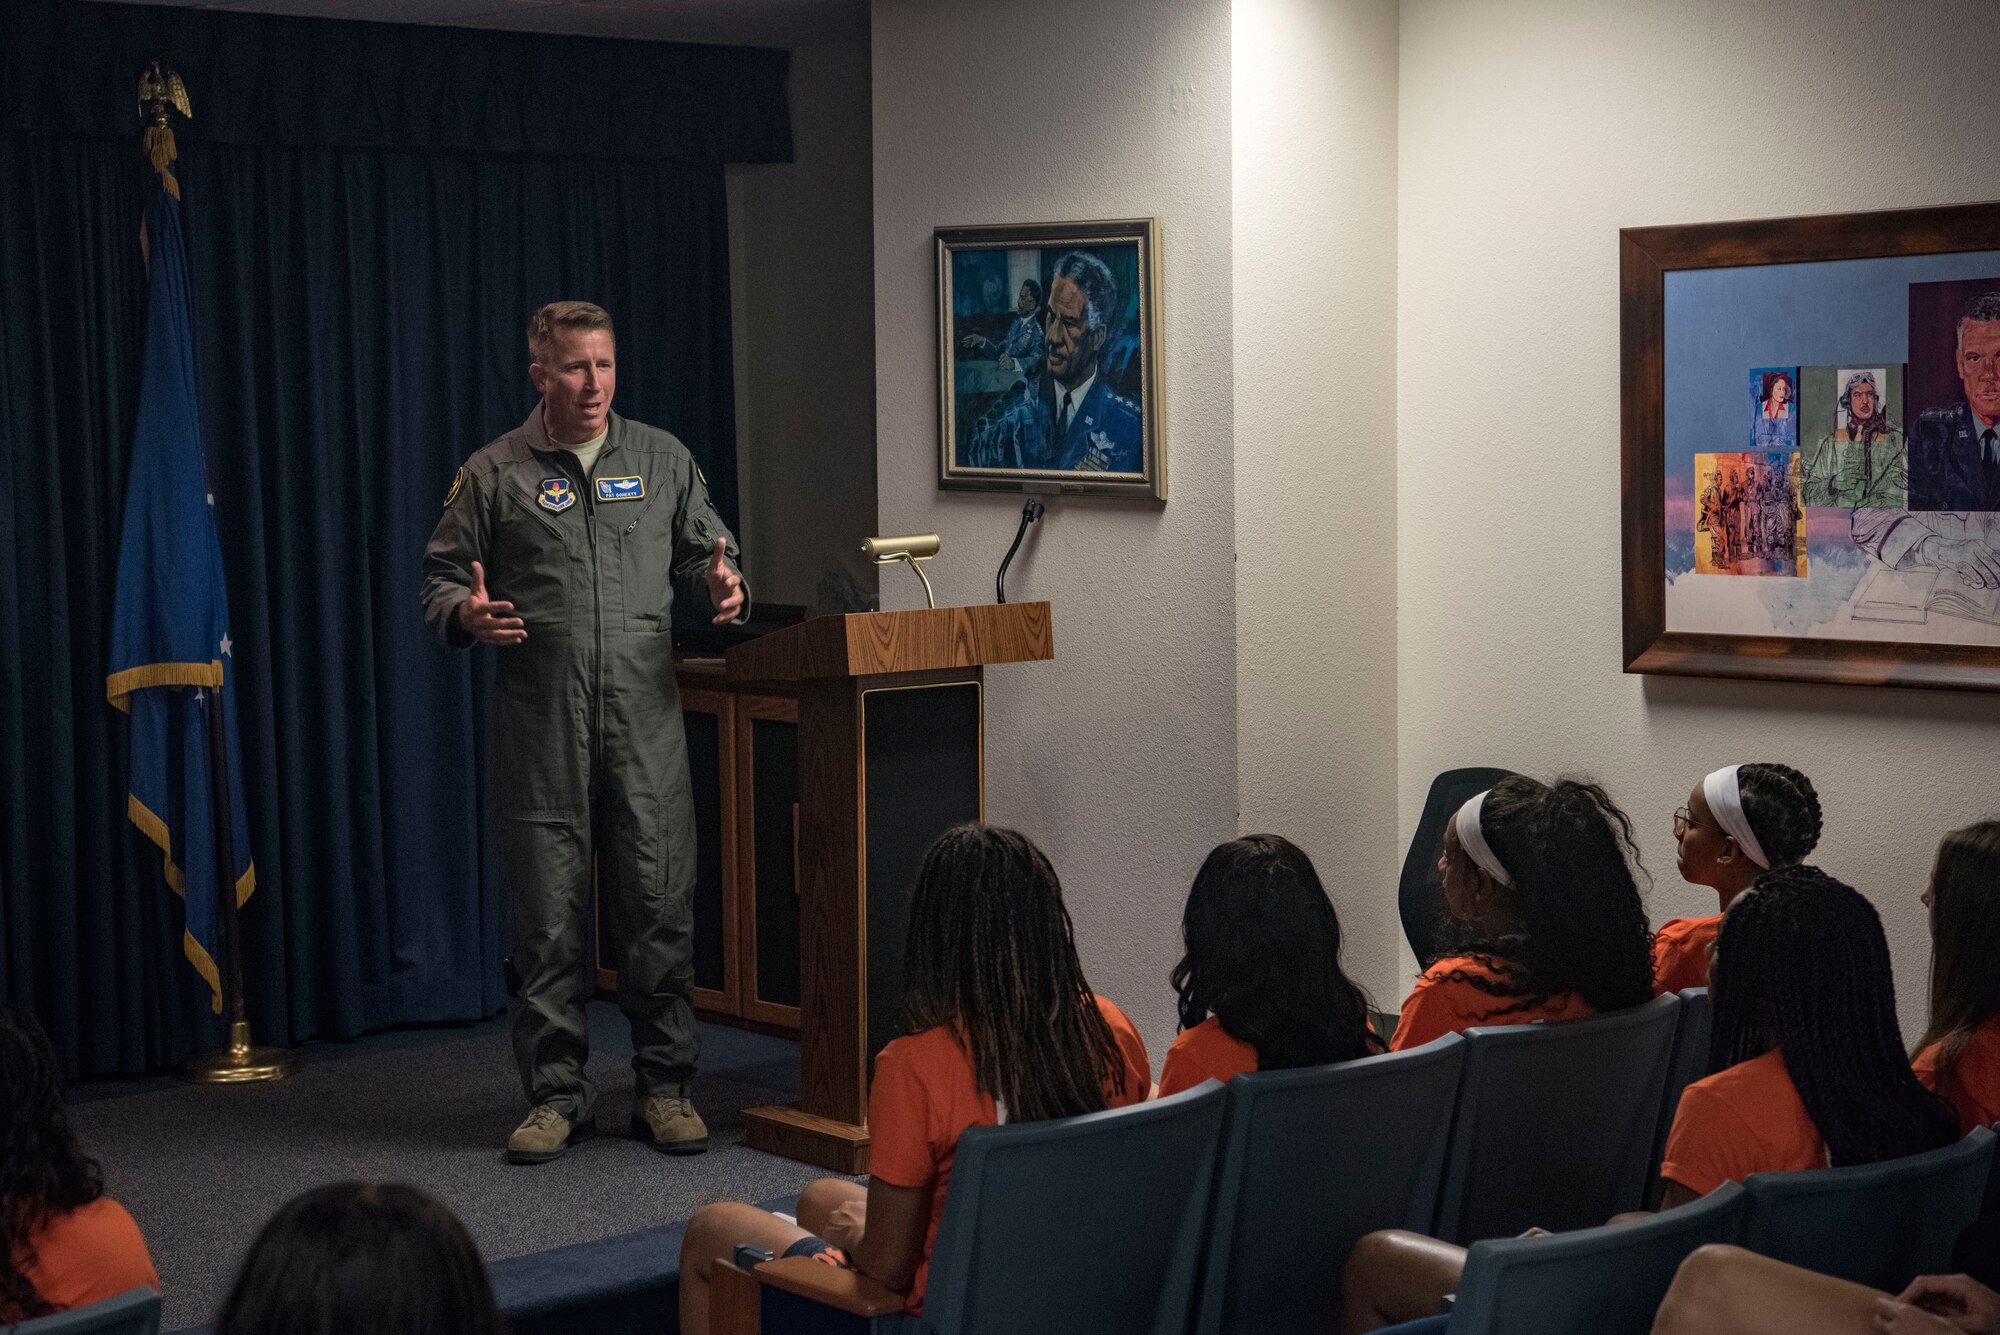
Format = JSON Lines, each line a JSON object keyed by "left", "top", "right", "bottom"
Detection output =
{"left": 421, "top": 407, "right": 745, "bottom": 1121}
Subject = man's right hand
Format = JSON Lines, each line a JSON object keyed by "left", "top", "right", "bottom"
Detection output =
{"left": 1927, "top": 539, "right": 2000, "bottom": 589}
{"left": 457, "top": 560, "right": 527, "bottom": 645}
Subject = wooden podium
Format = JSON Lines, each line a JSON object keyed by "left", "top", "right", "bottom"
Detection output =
{"left": 725, "top": 601, "right": 1054, "bottom": 1172}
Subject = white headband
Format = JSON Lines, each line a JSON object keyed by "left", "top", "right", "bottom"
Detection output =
{"left": 1453, "top": 790, "right": 1512, "bottom": 887}
{"left": 1701, "top": 765, "right": 1770, "bottom": 870}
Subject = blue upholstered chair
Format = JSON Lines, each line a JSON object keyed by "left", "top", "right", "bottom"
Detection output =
{"left": 1740, "top": 1126, "right": 1996, "bottom": 1291}
{"left": 747, "top": 1081, "right": 1228, "bottom": 1335}
{"left": 1644, "top": 987, "right": 1713, "bottom": 1209}
{"left": 1190, "top": 1033, "right": 1467, "bottom": 1335}
{"left": 1434, "top": 994, "right": 1682, "bottom": 1243}
{"left": 1446, "top": 1182, "right": 1747, "bottom": 1335}
{"left": 9, "top": 1288, "right": 161, "bottom": 1335}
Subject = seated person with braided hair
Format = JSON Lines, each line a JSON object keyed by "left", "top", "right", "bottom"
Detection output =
{"left": 1344, "top": 866, "right": 1961, "bottom": 1334}
{"left": 1913, "top": 819, "right": 2000, "bottom": 1133}
{"left": 1388, "top": 775, "right": 1656, "bottom": 1052}
{"left": 675, "top": 825, "right": 1151, "bottom": 1335}
{"left": 1654, "top": 763, "right": 1822, "bottom": 993}
{"left": 0, "top": 1005, "right": 157, "bottom": 1323}
{"left": 1159, "top": 834, "right": 1383, "bottom": 1095}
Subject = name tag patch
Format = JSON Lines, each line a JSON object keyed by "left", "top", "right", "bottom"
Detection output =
{"left": 538, "top": 478, "right": 576, "bottom": 513}
{"left": 595, "top": 475, "right": 645, "bottom": 502}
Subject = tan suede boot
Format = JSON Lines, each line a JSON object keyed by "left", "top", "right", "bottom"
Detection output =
{"left": 505, "top": 1103, "right": 595, "bottom": 1165}
{"left": 632, "top": 1094, "right": 709, "bottom": 1156}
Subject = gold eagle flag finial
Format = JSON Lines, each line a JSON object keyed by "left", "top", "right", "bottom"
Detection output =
{"left": 137, "top": 59, "right": 192, "bottom": 200}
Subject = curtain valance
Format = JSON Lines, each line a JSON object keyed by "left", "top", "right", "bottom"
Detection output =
{"left": 1, "top": 1, "right": 793, "bottom": 164}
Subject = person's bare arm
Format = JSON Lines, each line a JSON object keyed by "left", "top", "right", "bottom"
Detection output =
{"left": 827, "top": 1179, "right": 929, "bottom": 1296}
{"left": 1659, "top": 1179, "right": 1701, "bottom": 1211}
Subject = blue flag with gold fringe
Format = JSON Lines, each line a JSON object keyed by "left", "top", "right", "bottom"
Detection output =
{"left": 106, "top": 170, "right": 255, "bottom": 1015}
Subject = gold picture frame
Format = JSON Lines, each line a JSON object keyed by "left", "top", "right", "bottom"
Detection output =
{"left": 935, "top": 218, "right": 1166, "bottom": 500}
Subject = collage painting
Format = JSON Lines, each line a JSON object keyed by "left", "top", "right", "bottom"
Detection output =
{"left": 1664, "top": 265, "right": 2000, "bottom": 650}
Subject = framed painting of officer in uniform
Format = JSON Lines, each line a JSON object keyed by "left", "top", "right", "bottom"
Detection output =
{"left": 935, "top": 218, "right": 1166, "bottom": 500}
{"left": 1621, "top": 199, "right": 2000, "bottom": 694}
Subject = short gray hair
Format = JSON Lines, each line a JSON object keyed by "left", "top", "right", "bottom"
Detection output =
{"left": 1956, "top": 291, "right": 2000, "bottom": 352}
{"left": 1050, "top": 252, "right": 1118, "bottom": 337}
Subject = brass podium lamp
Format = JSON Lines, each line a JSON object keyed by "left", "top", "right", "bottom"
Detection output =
{"left": 862, "top": 534, "right": 942, "bottom": 609}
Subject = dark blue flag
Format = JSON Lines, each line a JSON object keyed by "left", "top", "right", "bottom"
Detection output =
{"left": 106, "top": 178, "right": 255, "bottom": 1015}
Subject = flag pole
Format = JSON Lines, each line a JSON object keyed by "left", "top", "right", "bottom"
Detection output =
{"left": 182, "top": 685, "right": 296, "bottom": 1083}
{"left": 128, "top": 58, "right": 294, "bottom": 1084}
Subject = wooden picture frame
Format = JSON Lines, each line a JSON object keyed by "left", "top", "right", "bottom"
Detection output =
{"left": 935, "top": 218, "right": 1166, "bottom": 500}
{"left": 1621, "top": 200, "right": 2000, "bottom": 692}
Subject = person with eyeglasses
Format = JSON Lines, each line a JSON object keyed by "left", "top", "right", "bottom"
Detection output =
{"left": 1654, "top": 764, "right": 1821, "bottom": 994}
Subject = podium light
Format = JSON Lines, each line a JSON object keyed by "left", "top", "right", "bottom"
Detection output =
{"left": 862, "top": 533, "right": 941, "bottom": 609}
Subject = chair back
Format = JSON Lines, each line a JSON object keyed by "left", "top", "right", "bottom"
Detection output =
{"left": 1449, "top": 1183, "right": 1747, "bottom": 1335}
{"left": 11, "top": 1289, "right": 161, "bottom": 1335}
{"left": 920, "top": 1081, "right": 1227, "bottom": 1335}
{"left": 1191, "top": 1034, "right": 1467, "bottom": 1335}
{"left": 1644, "top": 987, "right": 1713, "bottom": 1209}
{"left": 1741, "top": 1126, "right": 1996, "bottom": 1291}
{"left": 1398, "top": 766, "right": 1513, "bottom": 963}
{"left": 1434, "top": 994, "right": 1681, "bottom": 1243}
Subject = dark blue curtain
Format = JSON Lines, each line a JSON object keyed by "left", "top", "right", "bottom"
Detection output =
{"left": 0, "top": 1, "right": 786, "bottom": 1074}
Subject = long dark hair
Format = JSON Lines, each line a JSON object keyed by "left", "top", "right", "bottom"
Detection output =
{"left": 1734, "top": 762, "right": 1823, "bottom": 868}
{"left": 1710, "top": 866, "right": 1959, "bottom": 1166}
{"left": 0, "top": 1005, "right": 104, "bottom": 1322}
{"left": 1430, "top": 775, "right": 1655, "bottom": 1020}
{"left": 1915, "top": 820, "right": 2000, "bottom": 1103}
{"left": 214, "top": 1183, "right": 503, "bottom": 1335}
{"left": 899, "top": 824, "right": 1129, "bottom": 1122}
{"left": 1170, "top": 835, "right": 1381, "bottom": 1072}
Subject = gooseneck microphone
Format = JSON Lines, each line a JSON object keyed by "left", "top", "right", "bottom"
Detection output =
{"left": 995, "top": 499, "right": 1045, "bottom": 604}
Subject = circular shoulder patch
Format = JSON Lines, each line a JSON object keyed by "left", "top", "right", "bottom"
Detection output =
{"left": 443, "top": 467, "right": 466, "bottom": 508}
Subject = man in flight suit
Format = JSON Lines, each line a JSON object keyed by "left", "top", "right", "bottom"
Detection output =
{"left": 422, "top": 301, "right": 746, "bottom": 1163}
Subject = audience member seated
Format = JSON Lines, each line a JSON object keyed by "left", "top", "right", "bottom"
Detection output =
{"left": 1658, "top": 865, "right": 1958, "bottom": 1206}
{"left": 1158, "top": 834, "right": 1383, "bottom": 1095}
{"left": 1388, "top": 775, "right": 1654, "bottom": 1052}
{"left": 675, "top": 824, "right": 1151, "bottom": 1335}
{"left": 1655, "top": 763, "right": 1822, "bottom": 993}
{"left": 0, "top": 1004, "right": 158, "bottom": 1323}
{"left": 1342, "top": 865, "right": 1960, "bottom": 1334}
{"left": 1650, "top": 1243, "right": 2000, "bottom": 1335}
{"left": 1913, "top": 820, "right": 2000, "bottom": 1133}
{"left": 213, "top": 1182, "right": 501, "bottom": 1335}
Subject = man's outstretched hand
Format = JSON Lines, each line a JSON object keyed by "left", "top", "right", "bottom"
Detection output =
{"left": 457, "top": 560, "right": 528, "bottom": 645}
{"left": 707, "top": 537, "right": 745, "bottom": 625}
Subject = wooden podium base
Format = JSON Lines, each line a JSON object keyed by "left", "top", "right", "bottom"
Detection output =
{"left": 743, "top": 1104, "right": 871, "bottom": 1175}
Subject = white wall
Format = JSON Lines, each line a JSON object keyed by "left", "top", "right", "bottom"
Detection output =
{"left": 872, "top": 0, "right": 1236, "bottom": 1059}
{"left": 730, "top": 40, "right": 879, "bottom": 608}
{"left": 1397, "top": 0, "right": 2000, "bottom": 1033}
{"left": 1233, "top": 0, "right": 1404, "bottom": 1007}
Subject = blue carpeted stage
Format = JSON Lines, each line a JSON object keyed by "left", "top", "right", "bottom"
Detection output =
{"left": 68, "top": 1004, "right": 833, "bottom": 1334}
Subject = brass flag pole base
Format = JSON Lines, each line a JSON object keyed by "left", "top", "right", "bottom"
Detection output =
{"left": 181, "top": 1020, "right": 300, "bottom": 1084}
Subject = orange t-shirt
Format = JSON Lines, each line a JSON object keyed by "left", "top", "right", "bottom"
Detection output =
{"left": 1652, "top": 915, "right": 1720, "bottom": 994}
{"left": 6, "top": 1198, "right": 157, "bottom": 1322}
{"left": 1914, "top": 1014, "right": 2000, "bottom": 1134}
{"left": 1158, "top": 1016, "right": 1257, "bottom": 1096}
{"left": 866, "top": 994, "right": 1151, "bottom": 1314}
{"left": 1157, "top": 1015, "right": 1385, "bottom": 1094}
{"left": 1389, "top": 955, "right": 1595, "bottom": 1052}
{"left": 1659, "top": 1047, "right": 1826, "bottom": 1197}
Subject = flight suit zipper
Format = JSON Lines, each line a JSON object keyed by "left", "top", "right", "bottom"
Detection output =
{"left": 581, "top": 455, "right": 605, "bottom": 771}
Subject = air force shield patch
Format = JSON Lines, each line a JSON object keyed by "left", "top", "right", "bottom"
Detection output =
{"left": 538, "top": 477, "right": 576, "bottom": 513}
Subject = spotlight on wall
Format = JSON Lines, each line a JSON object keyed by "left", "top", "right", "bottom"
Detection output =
{"left": 861, "top": 533, "right": 942, "bottom": 609}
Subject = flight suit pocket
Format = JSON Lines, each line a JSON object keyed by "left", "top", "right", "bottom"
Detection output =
{"left": 621, "top": 518, "right": 670, "bottom": 631}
